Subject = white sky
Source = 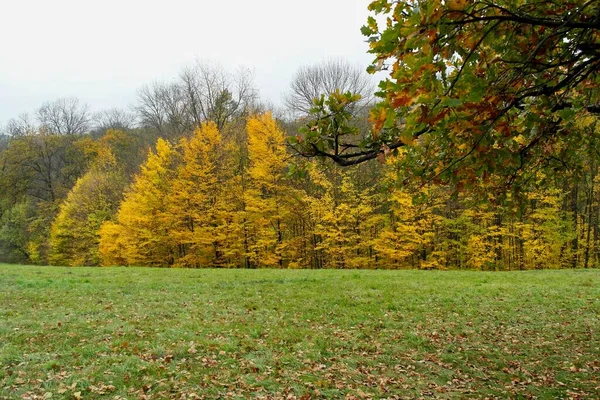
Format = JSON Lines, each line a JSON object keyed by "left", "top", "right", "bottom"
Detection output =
{"left": 0, "top": 0, "right": 375, "bottom": 126}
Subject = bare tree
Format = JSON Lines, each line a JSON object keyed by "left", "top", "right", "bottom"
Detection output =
{"left": 4, "top": 113, "right": 37, "bottom": 137}
{"left": 179, "top": 61, "right": 258, "bottom": 130}
{"left": 36, "top": 98, "right": 91, "bottom": 135}
{"left": 284, "top": 58, "right": 374, "bottom": 117}
{"left": 135, "top": 82, "right": 168, "bottom": 134}
{"left": 161, "top": 82, "right": 190, "bottom": 135}
{"left": 135, "top": 81, "right": 191, "bottom": 137}
{"left": 136, "top": 61, "right": 258, "bottom": 137}
{"left": 92, "top": 108, "right": 136, "bottom": 133}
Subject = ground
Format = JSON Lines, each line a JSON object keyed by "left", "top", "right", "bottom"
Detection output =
{"left": 0, "top": 265, "right": 599, "bottom": 399}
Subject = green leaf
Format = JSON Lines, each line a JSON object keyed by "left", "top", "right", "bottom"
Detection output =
{"left": 384, "top": 109, "right": 397, "bottom": 129}
{"left": 440, "top": 98, "right": 463, "bottom": 107}
{"left": 466, "top": 81, "right": 486, "bottom": 103}
{"left": 557, "top": 108, "right": 576, "bottom": 121}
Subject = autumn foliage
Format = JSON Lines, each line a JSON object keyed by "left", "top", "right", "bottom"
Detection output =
{"left": 301, "top": 0, "right": 600, "bottom": 197}
{"left": 0, "top": 111, "right": 591, "bottom": 269}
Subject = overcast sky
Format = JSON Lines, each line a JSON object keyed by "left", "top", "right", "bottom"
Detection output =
{"left": 0, "top": 0, "right": 375, "bottom": 126}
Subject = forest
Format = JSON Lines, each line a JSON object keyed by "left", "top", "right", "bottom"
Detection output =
{"left": 1, "top": 0, "right": 600, "bottom": 270}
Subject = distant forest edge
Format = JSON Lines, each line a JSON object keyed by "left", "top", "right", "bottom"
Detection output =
{"left": 0, "top": 54, "right": 599, "bottom": 269}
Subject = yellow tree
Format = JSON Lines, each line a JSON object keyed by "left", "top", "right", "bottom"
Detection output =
{"left": 99, "top": 139, "right": 179, "bottom": 266}
{"left": 316, "top": 170, "right": 379, "bottom": 269}
{"left": 218, "top": 140, "right": 251, "bottom": 268}
{"left": 48, "top": 142, "right": 126, "bottom": 266}
{"left": 521, "top": 188, "right": 573, "bottom": 269}
{"left": 372, "top": 157, "right": 449, "bottom": 269}
{"left": 304, "top": 164, "right": 338, "bottom": 268}
{"left": 462, "top": 207, "right": 498, "bottom": 271}
{"left": 167, "top": 122, "right": 239, "bottom": 267}
{"left": 372, "top": 188, "right": 422, "bottom": 269}
{"left": 245, "top": 113, "right": 297, "bottom": 267}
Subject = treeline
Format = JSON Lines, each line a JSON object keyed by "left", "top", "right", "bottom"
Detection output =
{"left": 1, "top": 114, "right": 599, "bottom": 269}
{"left": 1, "top": 62, "right": 599, "bottom": 269}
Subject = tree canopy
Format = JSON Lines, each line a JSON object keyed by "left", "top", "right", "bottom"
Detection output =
{"left": 298, "top": 0, "right": 600, "bottom": 193}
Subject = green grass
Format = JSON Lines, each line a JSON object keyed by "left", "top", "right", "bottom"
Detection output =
{"left": 1, "top": 265, "right": 599, "bottom": 399}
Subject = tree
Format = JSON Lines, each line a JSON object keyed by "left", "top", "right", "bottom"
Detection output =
{"left": 135, "top": 61, "right": 258, "bottom": 137}
{"left": 179, "top": 61, "right": 258, "bottom": 130}
{"left": 245, "top": 113, "right": 297, "bottom": 267}
{"left": 0, "top": 133, "right": 86, "bottom": 204}
{"left": 135, "top": 81, "right": 189, "bottom": 138}
{"left": 300, "top": 0, "right": 600, "bottom": 192}
{"left": 3, "top": 113, "right": 36, "bottom": 137}
{"left": 0, "top": 128, "right": 90, "bottom": 264}
{"left": 0, "top": 200, "right": 35, "bottom": 263}
{"left": 284, "top": 58, "right": 374, "bottom": 116}
{"left": 99, "top": 139, "right": 179, "bottom": 266}
{"left": 36, "top": 98, "right": 91, "bottom": 135}
{"left": 166, "top": 122, "right": 236, "bottom": 267}
{"left": 49, "top": 136, "right": 128, "bottom": 266}
{"left": 309, "top": 167, "right": 380, "bottom": 269}
{"left": 92, "top": 108, "right": 136, "bottom": 134}
{"left": 372, "top": 181, "right": 423, "bottom": 269}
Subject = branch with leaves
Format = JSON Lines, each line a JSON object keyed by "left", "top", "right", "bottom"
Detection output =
{"left": 299, "top": 0, "right": 600, "bottom": 193}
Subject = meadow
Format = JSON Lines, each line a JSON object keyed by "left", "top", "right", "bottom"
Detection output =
{"left": 1, "top": 264, "right": 599, "bottom": 399}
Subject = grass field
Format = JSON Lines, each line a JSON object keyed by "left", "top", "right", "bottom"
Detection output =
{"left": 0, "top": 265, "right": 599, "bottom": 399}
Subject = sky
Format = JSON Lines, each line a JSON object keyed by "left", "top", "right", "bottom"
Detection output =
{"left": 0, "top": 0, "right": 375, "bottom": 126}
